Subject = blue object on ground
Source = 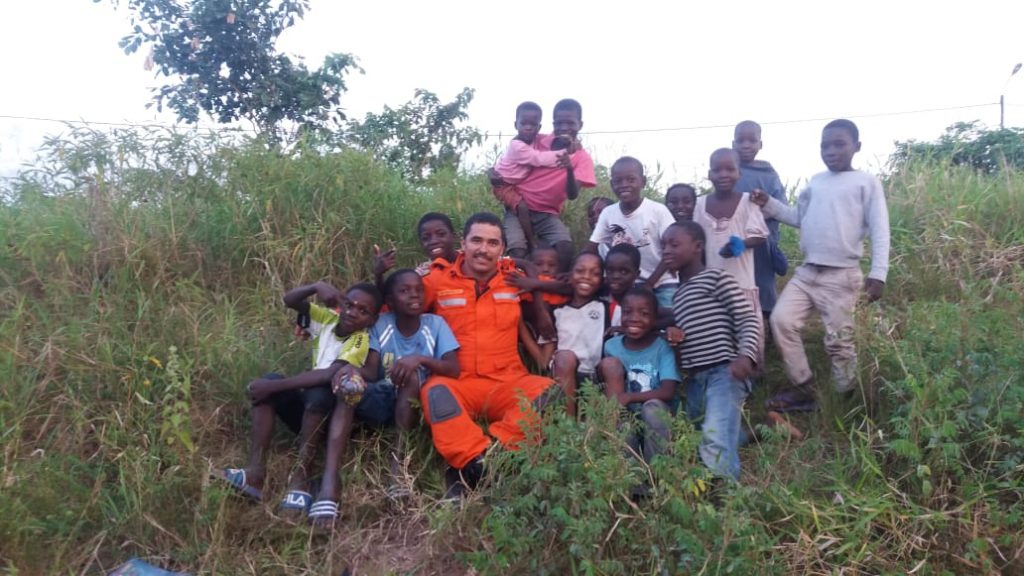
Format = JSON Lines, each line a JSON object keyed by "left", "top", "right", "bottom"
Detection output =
{"left": 109, "top": 558, "right": 188, "bottom": 576}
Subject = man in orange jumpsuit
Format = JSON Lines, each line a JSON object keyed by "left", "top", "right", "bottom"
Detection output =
{"left": 420, "top": 212, "right": 556, "bottom": 498}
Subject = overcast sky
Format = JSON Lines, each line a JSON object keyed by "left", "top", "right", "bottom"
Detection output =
{"left": 2, "top": 1, "right": 1023, "bottom": 189}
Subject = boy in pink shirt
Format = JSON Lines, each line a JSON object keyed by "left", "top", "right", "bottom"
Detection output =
{"left": 495, "top": 98, "right": 597, "bottom": 272}
{"left": 492, "top": 101, "right": 566, "bottom": 257}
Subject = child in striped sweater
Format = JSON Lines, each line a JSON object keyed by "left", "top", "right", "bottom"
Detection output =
{"left": 661, "top": 221, "right": 759, "bottom": 481}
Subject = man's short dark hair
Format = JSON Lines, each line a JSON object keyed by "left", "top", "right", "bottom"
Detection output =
{"left": 462, "top": 212, "right": 506, "bottom": 246}
{"left": 823, "top": 119, "right": 859, "bottom": 142}
{"left": 515, "top": 101, "right": 542, "bottom": 119}
{"left": 553, "top": 98, "right": 583, "bottom": 120}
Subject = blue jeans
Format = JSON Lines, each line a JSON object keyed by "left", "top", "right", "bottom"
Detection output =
{"left": 685, "top": 363, "right": 751, "bottom": 481}
{"left": 654, "top": 283, "right": 679, "bottom": 309}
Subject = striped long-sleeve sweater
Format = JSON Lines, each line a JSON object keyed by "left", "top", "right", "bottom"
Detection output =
{"left": 672, "top": 268, "right": 759, "bottom": 370}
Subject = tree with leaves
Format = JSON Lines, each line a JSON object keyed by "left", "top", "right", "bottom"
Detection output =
{"left": 347, "top": 88, "right": 482, "bottom": 181}
{"left": 106, "top": 0, "right": 361, "bottom": 142}
{"left": 889, "top": 121, "right": 1024, "bottom": 174}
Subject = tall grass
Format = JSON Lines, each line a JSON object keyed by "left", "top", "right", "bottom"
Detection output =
{"left": 0, "top": 128, "right": 1020, "bottom": 574}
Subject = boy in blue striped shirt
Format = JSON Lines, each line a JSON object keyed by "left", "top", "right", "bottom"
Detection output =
{"left": 661, "top": 221, "right": 759, "bottom": 481}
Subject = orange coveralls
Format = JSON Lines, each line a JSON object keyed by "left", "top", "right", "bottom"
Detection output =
{"left": 420, "top": 254, "right": 554, "bottom": 469}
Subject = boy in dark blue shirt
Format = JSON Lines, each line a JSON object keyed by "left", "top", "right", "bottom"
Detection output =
{"left": 733, "top": 121, "right": 789, "bottom": 324}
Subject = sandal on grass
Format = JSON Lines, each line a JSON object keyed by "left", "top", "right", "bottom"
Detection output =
{"left": 764, "top": 385, "right": 817, "bottom": 413}
{"left": 308, "top": 500, "right": 339, "bottom": 527}
{"left": 215, "top": 468, "right": 263, "bottom": 502}
{"left": 279, "top": 489, "right": 313, "bottom": 514}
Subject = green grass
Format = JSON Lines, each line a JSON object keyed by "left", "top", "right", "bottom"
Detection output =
{"left": 1, "top": 128, "right": 1021, "bottom": 574}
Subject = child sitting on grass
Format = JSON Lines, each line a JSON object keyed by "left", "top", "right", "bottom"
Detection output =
{"left": 542, "top": 251, "right": 609, "bottom": 417}
{"left": 599, "top": 286, "right": 681, "bottom": 467}
{"left": 751, "top": 119, "right": 890, "bottom": 413}
{"left": 509, "top": 246, "right": 571, "bottom": 368}
{"left": 491, "top": 101, "right": 568, "bottom": 256}
{"left": 308, "top": 269, "right": 460, "bottom": 526}
{"left": 218, "top": 282, "right": 381, "bottom": 514}
{"left": 661, "top": 221, "right": 759, "bottom": 481}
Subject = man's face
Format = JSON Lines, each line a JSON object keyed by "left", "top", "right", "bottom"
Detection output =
{"left": 461, "top": 222, "right": 505, "bottom": 278}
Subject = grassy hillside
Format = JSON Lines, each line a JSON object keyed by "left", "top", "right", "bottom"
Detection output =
{"left": 1, "top": 127, "right": 1021, "bottom": 575}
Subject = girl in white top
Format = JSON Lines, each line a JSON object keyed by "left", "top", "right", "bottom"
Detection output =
{"left": 694, "top": 149, "right": 769, "bottom": 354}
{"left": 544, "top": 252, "right": 611, "bottom": 417}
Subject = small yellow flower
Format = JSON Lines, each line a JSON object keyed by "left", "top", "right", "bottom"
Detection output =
{"left": 147, "top": 356, "right": 163, "bottom": 370}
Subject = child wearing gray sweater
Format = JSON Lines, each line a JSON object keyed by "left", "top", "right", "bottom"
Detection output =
{"left": 751, "top": 119, "right": 889, "bottom": 412}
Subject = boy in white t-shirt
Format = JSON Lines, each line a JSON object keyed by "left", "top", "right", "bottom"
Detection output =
{"left": 586, "top": 156, "right": 678, "bottom": 309}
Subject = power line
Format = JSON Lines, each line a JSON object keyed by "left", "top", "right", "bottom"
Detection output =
{"left": 0, "top": 102, "right": 1000, "bottom": 137}
{"left": 0, "top": 113, "right": 257, "bottom": 133}
{"left": 574, "top": 102, "right": 998, "bottom": 135}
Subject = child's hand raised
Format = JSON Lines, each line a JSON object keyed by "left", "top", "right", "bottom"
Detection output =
{"left": 556, "top": 152, "right": 573, "bottom": 170}
{"left": 749, "top": 189, "right": 769, "bottom": 207}
{"left": 863, "top": 278, "right": 885, "bottom": 302}
{"left": 373, "top": 244, "right": 397, "bottom": 276}
{"left": 315, "top": 281, "right": 343, "bottom": 309}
